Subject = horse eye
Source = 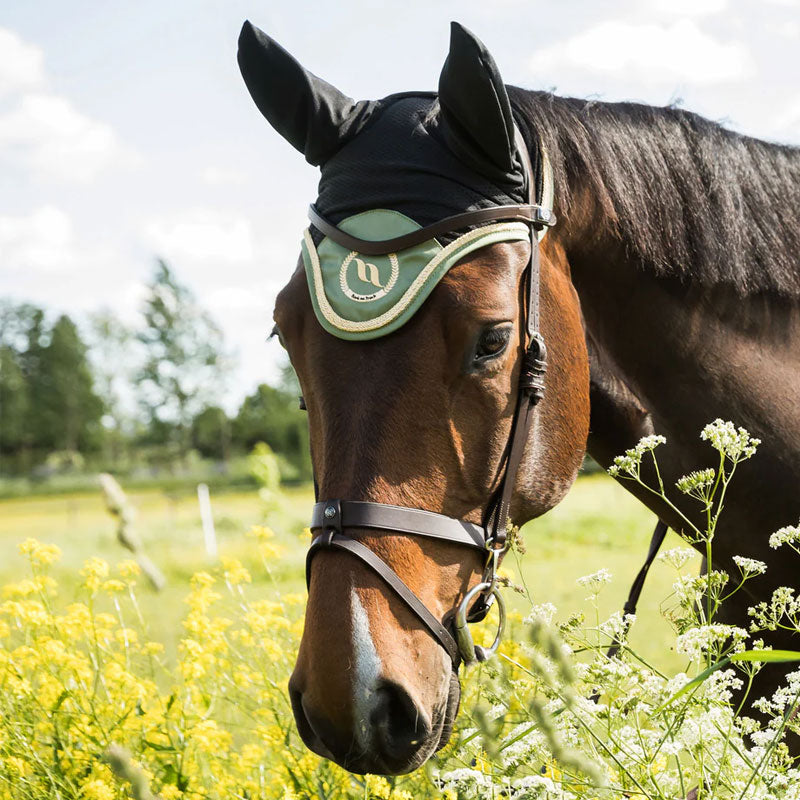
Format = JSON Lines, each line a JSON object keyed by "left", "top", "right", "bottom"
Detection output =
{"left": 270, "top": 324, "right": 286, "bottom": 349}
{"left": 474, "top": 325, "right": 512, "bottom": 364}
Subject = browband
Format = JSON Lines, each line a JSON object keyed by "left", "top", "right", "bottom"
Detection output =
{"left": 308, "top": 202, "right": 555, "bottom": 256}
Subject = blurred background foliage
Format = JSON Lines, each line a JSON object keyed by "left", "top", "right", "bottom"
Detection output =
{"left": 0, "top": 259, "right": 311, "bottom": 498}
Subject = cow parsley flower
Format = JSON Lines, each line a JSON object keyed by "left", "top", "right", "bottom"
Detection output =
{"left": 607, "top": 434, "right": 666, "bottom": 478}
{"left": 700, "top": 419, "right": 760, "bottom": 462}
{"left": 769, "top": 523, "right": 800, "bottom": 550}
{"left": 658, "top": 546, "right": 696, "bottom": 569}
{"left": 576, "top": 568, "right": 612, "bottom": 588}
{"left": 675, "top": 624, "right": 747, "bottom": 661}
{"left": 675, "top": 467, "right": 716, "bottom": 502}
{"left": 732, "top": 555, "right": 767, "bottom": 578}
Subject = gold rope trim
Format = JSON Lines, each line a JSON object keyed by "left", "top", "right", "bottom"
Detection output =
{"left": 304, "top": 222, "right": 530, "bottom": 333}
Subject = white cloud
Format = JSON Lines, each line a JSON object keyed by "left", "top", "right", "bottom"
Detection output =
{"left": 0, "top": 26, "right": 136, "bottom": 182}
{"left": 529, "top": 19, "right": 754, "bottom": 86}
{"left": 201, "top": 166, "right": 249, "bottom": 186}
{"left": 769, "top": 95, "right": 800, "bottom": 137}
{"left": 143, "top": 210, "right": 256, "bottom": 264}
{"left": 650, "top": 0, "right": 727, "bottom": 16}
{"left": 0, "top": 93, "right": 133, "bottom": 181}
{"left": 0, "top": 205, "right": 74, "bottom": 272}
{"left": 205, "top": 286, "right": 266, "bottom": 312}
{"left": 0, "top": 27, "right": 44, "bottom": 97}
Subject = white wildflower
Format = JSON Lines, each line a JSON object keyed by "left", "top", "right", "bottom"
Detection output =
{"left": 658, "top": 546, "right": 696, "bottom": 569}
{"left": 705, "top": 668, "right": 744, "bottom": 703}
{"left": 732, "top": 555, "right": 767, "bottom": 577}
{"left": 598, "top": 611, "right": 635, "bottom": 644}
{"left": 700, "top": 418, "right": 760, "bottom": 461}
{"left": 675, "top": 467, "right": 716, "bottom": 501}
{"left": 607, "top": 434, "right": 666, "bottom": 478}
{"left": 524, "top": 602, "right": 557, "bottom": 626}
{"left": 576, "top": 568, "right": 612, "bottom": 588}
{"left": 675, "top": 624, "right": 748, "bottom": 661}
{"left": 769, "top": 522, "right": 800, "bottom": 550}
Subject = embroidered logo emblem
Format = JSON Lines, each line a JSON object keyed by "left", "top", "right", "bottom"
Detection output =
{"left": 339, "top": 251, "right": 399, "bottom": 302}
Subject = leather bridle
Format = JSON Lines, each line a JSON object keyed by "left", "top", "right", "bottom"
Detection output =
{"left": 303, "top": 125, "right": 556, "bottom": 669}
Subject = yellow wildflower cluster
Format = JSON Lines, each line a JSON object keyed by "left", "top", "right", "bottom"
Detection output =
{"left": 3, "top": 533, "right": 515, "bottom": 799}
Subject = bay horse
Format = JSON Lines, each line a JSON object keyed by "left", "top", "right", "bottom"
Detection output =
{"left": 237, "top": 20, "right": 800, "bottom": 775}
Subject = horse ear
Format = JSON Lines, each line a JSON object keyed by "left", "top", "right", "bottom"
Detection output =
{"left": 237, "top": 21, "right": 374, "bottom": 166}
{"left": 438, "top": 21, "right": 516, "bottom": 177}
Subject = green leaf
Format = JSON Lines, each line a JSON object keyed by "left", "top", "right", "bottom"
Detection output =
{"left": 654, "top": 657, "right": 731, "bottom": 713}
{"left": 142, "top": 738, "right": 178, "bottom": 753}
{"left": 731, "top": 649, "right": 800, "bottom": 663}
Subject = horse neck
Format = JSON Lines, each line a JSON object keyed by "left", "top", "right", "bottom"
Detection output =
{"left": 555, "top": 175, "right": 800, "bottom": 560}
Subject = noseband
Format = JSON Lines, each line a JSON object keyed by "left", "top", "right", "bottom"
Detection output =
{"left": 305, "top": 126, "right": 555, "bottom": 668}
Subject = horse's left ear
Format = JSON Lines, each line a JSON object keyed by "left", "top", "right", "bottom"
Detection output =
{"left": 237, "top": 21, "right": 375, "bottom": 166}
{"left": 438, "top": 22, "right": 517, "bottom": 178}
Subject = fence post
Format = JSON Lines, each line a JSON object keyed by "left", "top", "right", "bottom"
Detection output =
{"left": 98, "top": 473, "right": 166, "bottom": 591}
{"left": 197, "top": 482, "right": 218, "bottom": 558}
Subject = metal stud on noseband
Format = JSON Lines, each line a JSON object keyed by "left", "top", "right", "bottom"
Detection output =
{"left": 305, "top": 126, "right": 555, "bottom": 669}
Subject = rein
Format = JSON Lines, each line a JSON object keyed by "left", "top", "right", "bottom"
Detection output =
{"left": 305, "top": 126, "right": 554, "bottom": 668}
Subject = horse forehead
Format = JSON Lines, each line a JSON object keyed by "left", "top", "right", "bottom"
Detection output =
{"left": 437, "top": 241, "right": 525, "bottom": 307}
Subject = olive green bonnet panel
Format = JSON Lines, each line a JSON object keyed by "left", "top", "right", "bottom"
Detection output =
{"left": 301, "top": 208, "right": 530, "bottom": 341}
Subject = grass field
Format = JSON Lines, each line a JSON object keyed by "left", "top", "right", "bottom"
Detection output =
{"left": 0, "top": 473, "right": 697, "bottom": 672}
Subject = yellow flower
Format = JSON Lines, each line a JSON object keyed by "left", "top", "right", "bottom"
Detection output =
{"left": 474, "top": 748, "right": 493, "bottom": 775}
{"left": 117, "top": 559, "right": 141, "bottom": 579}
{"left": 160, "top": 788, "right": 182, "bottom": 800}
{"left": 282, "top": 592, "right": 305, "bottom": 606}
{"left": 365, "top": 775, "right": 392, "bottom": 798}
{"left": 221, "top": 557, "right": 251, "bottom": 585}
{"left": 81, "top": 779, "right": 115, "bottom": 800}
{"left": 18, "top": 538, "right": 62, "bottom": 566}
{"left": 2, "top": 579, "right": 39, "bottom": 598}
{"left": 190, "top": 718, "right": 232, "bottom": 754}
{"left": 190, "top": 571, "right": 215, "bottom": 589}
{"left": 81, "top": 557, "right": 110, "bottom": 592}
{"left": 5, "top": 756, "right": 29, "bottom": 776}
{"left": 102, "top": 579, "right": 126, "bottom": 594}
{"left": 248, "top": 524, "right": 275, "bottom": 540}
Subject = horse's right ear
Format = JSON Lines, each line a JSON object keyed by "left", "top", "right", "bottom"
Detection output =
{"left": 237, "top": 21, "right": 375, "bottom": 166}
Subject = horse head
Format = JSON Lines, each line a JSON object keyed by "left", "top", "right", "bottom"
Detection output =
{"left": 238, "top": 20, "right": 590, "bottom": 774}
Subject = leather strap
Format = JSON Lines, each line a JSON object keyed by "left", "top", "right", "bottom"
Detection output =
{"left": 307, "top": 533, "right": 460, "bottom": 664}
{"left": 606, "top": 519, "right": 669, "bottom": 659}
{"left": 310, "top": 501, "right": 486, "bottom": 551}
{"left": 483, "top": 127, "right": 547, "bottom": 549}
{"left": 308, "top": 202, "right": 554, "bottom": 256}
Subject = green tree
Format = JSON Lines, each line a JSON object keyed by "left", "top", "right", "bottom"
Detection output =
{"left": 0, "top": 345, "right": 28, "bottom": 458}
{"left": 136, "top": 260, "right": 229, "bottom": 459}
{"left": 88, "top": 310, "right": 135, "bottom": 463}
{"left": 191, "top": 406, "right": 231, "bottom": 460}
{"left": 36, "top": 315, "right": 104, "bottom": 452}
{"left": 233, "top": 381, "right": 310, "bottom": 479}
{"left": 1, "top": 302, "right": 49, "bottom": 461}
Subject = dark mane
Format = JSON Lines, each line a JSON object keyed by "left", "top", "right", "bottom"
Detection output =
{"left": 508, "top": 88, "right": 800, "bottom": 297}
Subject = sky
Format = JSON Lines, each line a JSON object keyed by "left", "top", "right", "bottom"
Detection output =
{"left": 1, "top": 0, "right": 798, "bottom": 409}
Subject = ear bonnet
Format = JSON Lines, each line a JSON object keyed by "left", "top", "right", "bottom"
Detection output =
{"left": 237, "top": 20, "right": 553, "bottom": 340}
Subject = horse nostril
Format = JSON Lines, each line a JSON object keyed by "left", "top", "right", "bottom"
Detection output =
{"left": 372, "top": 681, "right": 432, "bottom": 763}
